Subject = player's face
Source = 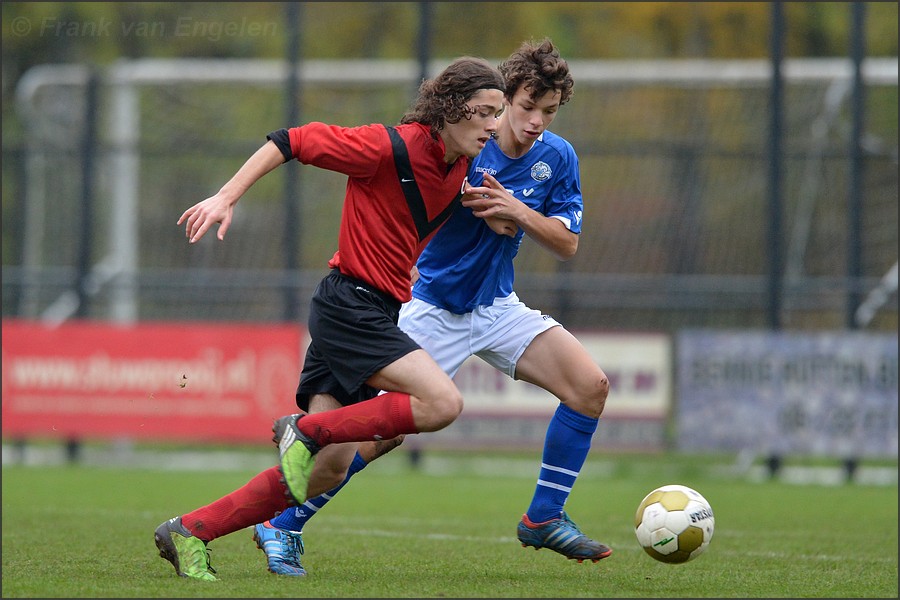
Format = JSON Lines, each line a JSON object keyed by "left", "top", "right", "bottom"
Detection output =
{"left": 500, "top": 86, "right": 561, "bottom": 152}
{"left": 441, "top": 88, "right": 505, "bottom": 162}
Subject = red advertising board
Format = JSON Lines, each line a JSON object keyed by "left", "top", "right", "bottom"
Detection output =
{"left": 1, "top": 320, "right": 303, "bottom": 444}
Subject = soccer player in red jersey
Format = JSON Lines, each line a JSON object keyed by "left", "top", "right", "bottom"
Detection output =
{"left": 154, "top": 57, "right": 505, "bottom": 580}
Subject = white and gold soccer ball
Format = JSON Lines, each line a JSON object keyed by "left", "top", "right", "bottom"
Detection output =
{"left": 634, "top": 484, "right": 715, "bottom": 564}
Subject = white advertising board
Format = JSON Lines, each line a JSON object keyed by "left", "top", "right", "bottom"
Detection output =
{"left": 419, "top": 332, "right": 672, "bottom": 450}
{"left": 676, "top": 330, "right": 898, "bottom": 458}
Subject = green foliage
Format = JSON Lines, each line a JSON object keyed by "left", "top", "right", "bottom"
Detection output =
{"left": 3, "top": 2, "right": 897, "bottom": 79}
{"left": 2, "top": 450, "right": 897, "bottom": 598}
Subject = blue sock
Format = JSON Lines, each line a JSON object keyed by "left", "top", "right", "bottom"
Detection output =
{"left": 270, "top": 451, "right": 369, "bottom": 532}
{"left": 525, "top": 403, "right": 598, "bottom": 524}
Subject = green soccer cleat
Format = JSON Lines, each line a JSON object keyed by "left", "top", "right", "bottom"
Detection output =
{"left": 154, "top": 516, "right": 218, "bottom": 581}
{"left": 517, "top": 511, "right": 612, "bottom": 563}
{"left": 272, "top": 414, "right": 320, "bottom": 506}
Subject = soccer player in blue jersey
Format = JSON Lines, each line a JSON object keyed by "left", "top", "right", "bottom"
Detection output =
{"left": 254, "top": 38, "right": 612, "bottom": 575}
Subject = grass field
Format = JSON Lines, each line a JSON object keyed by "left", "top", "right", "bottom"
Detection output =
{"left": 1, "top": 446, "right": 897, "bottom": 598}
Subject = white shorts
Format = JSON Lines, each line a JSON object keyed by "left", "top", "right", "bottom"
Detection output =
{"left": 397, "top": 292, "right": 561, "bottom": 380}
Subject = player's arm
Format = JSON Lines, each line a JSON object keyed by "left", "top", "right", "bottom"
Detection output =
{"left": 517, "top": 214, "right": 579, "bottom": 261}
{"left": 177, "top": 140, "right": 285, "bottom": 243}
{"left": 462, "top": 172, "right": 578, "bottom": 261}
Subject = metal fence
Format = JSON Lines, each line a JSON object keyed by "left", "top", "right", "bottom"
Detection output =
{"left": 2, "top": 57, "right": 897, "bottom": 333}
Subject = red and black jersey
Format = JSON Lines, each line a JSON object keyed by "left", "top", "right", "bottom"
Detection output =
{"left": 285, "top": 122, "right": 467, "bottom": 303}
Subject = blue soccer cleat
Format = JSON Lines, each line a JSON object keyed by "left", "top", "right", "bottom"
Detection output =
{"left": 253, "top": 520, "right": 307, "bottom": 576}
{"left": 517, "top": 511, "right": 612, "bottom": 563}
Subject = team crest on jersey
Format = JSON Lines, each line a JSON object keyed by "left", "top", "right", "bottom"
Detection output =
{"left": 530, "top": 161, "right": 552, "bottom": 182}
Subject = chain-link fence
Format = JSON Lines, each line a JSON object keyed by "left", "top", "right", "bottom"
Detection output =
{"left": 3, "top": 57, "right": 897, "bottom": 333}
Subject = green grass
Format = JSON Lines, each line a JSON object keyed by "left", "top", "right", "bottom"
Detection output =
{"left": 1, "top": 449, "right": 897, "bottom": 598}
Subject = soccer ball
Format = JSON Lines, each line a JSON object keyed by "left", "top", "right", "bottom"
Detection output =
{"left": 634, "top": 484, "right": 715, "bottom": 564}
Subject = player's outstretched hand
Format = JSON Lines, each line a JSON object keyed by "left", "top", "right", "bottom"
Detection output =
{"left": 177, "top": 195, "right": 235, "bottom": 243}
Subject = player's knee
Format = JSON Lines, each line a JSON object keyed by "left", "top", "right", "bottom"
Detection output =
{"left": 589, "top": 370, "right": 610, "bottom": 416}
{"left": 571, "top": 370, "right": 609, "bottom": 418}
{"left": 413, "top": 387, "right": 463, "bottom": 431}
{"left": 432, "top": 388, "right": 464, "bottom": 428}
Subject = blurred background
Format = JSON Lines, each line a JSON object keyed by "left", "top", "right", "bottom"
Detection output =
{"left": 3, "top": 1, "right": 898, "bottom": 329}
{"left": 1, "top": 3, "right": 897, "bottom": 473}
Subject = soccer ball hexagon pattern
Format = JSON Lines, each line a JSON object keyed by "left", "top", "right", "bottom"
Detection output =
{"left": 634, "top": 484, "right": 715, "bottom": 564}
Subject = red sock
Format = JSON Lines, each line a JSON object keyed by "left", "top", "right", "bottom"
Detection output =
{"left": 298, "top": 391, "right": 417, "bottom": 446}
{"left": 180, "top": 466, "right": 291, "bottom": 542}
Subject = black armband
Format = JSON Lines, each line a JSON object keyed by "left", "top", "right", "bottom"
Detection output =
{"left": 266, "top": 128, "right": 293, "bottom": 163}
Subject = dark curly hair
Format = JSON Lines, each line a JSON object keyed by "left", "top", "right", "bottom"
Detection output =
{"left": 400, "top": 56, "right": 506, "bottom": 140}
{"left": 499, "top": 38, "right": 574, "bottom": 106}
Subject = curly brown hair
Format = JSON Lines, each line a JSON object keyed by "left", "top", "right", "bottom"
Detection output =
{"left": 400, "top": 56, "right": 505, "bottom": 140}
{"left": 499, "top": 38, "right": 574, "bottom": 106}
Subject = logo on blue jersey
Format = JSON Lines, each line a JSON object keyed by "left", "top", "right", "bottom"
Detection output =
{"left": 530, "top": 161, "right": 552, "bottom": 182}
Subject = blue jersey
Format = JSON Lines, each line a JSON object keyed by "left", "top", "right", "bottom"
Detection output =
{"left": 412, "top": 131, "right": 583, "bottom": 314}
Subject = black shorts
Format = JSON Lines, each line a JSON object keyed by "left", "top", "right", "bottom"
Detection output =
{"left": 295, "top": 269, "right": 420, "bottom": 410}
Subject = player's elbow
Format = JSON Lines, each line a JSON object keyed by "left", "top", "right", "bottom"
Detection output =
{"left": 555, "top": 237, "right": 579, "bottom": 261}
{"left": 556, "top": 248, "right": 577, "bottom": 262}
